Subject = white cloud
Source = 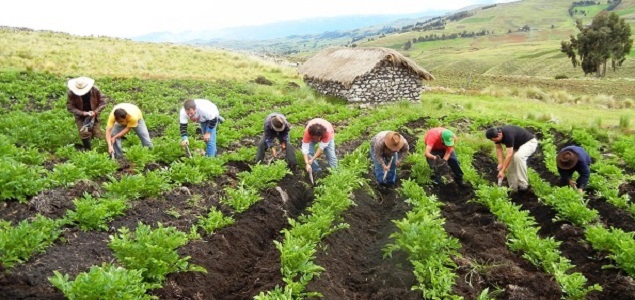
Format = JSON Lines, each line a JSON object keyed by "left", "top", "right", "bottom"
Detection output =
{"left": 0, "top": 0, "right": 514, "bottom": 38}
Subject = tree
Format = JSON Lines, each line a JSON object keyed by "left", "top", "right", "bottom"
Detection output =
{"left": 561, "top": 11, "right": 632, "bottom": 77}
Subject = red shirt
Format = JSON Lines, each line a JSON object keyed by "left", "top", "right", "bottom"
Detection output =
{"left": 302, "top": 118, "right": 334, "bottom": 143}
{"left": 424, "top": 127, "right": 448, "bottom": 150}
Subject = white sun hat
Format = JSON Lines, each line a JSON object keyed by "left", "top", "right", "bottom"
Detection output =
{"left": 67, "top": 76, "right": 95, "bottom": 96}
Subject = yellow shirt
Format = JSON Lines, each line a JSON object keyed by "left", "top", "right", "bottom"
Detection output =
{"left": 107, "top": 103, "right": 143, "bottom": 128}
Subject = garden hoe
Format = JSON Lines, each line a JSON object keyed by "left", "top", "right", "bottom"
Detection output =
{"left": 266, "top": 147, "right": 280, "bottom": 165}
{"left": 383, "top": 156, "right": 394, "bottom": 182}
{"left": 185, "top": 144, "right": 192, "bottom": 158}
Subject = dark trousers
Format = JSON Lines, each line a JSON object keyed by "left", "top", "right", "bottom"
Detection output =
{"left": 425, "top": 149, "right": 464, "bottom": 183}
{"left": 255, "top": 136, "right": 297, "bottom": 166}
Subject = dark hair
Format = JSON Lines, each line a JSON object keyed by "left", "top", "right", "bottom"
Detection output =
{"left": 114, "top": 108, "right": 128, "bottom": 120}
{"left": 183, "top": 100, "right": 196, "bottom": 110}
{"left": 485, "top": 127, "right": 501, "bottom": 139}
{"left": 308, "top": 123, "right": 326, "bottom": 137}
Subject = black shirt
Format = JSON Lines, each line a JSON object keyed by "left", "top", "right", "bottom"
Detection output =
{"left": 497, "top": 125, "right": 534, "bottom": 151}
{"left": 81, "top": 93, "right": 91, "bottom": 112}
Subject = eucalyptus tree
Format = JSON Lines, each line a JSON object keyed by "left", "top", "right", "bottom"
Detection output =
{"left": 561, "top": 11, "right": 633, "bottom": 77}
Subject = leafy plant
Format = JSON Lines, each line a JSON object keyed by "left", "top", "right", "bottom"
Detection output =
{"left": 109, "top": 222, "right": 206, "bottom": 283}
{"left": 65, "top": 194, "right": 127, "bottom": 231}
{"left": 50, "top": 263, "right": 160, "bottom": 300}
{"left": 69, "top": 150, "right": 118, "bottom": 179}
{"left": 168, "top": 161, "right": 204, "bottom": 185}
{"left": 48, "top": 162, "right": 89, "bottom": 187}
{"left": 237, "top": 160, "right": 291, "bottom": 190}
{"left": 0, "top": 157, "right": 49, "bottom": 202}
{"left": 124, "top": 144, "right": 157, "bottom": 172}
{"left": 221, "top": 183, "right": 261, "bottom": 213}
{"left": 0, "top": 215, "right": 64, "bottom": 269}
{"left": 196, "top": 207, "right": 235, "bottom": 234}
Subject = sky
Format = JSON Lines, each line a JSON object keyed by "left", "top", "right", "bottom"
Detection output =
{"left": 0, "top": 0, "right": 515, "bottom": 38}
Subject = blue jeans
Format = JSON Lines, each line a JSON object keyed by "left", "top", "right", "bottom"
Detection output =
{"left": 308, "top": 140, "right": 337, "bottom": 172}
{"left": 370, "top": 150, "right": 398, "bottom": 184}
{"left": 200, "top": 122, "right": 217, "bottom": 157}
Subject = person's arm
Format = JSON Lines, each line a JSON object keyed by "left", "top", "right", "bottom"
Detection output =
{"left": 264, "top": 126, "right": 275, "bottom": 149}
{"left": 93, "top": 88, "right": 107, "bottom": 116}
{"left": 443, "top": 146, "right": 454, "bottom": 161}
{"left": 576, "top": 163, "right": 591, "bottom": 190}
{"left": 112, "top": 127, "right": 131, "bottom": 140}
{"left": 495, "top": 144, "right": 504, "bottom": 168}
{"left": 424, "top": 145, "right": 436, "bottom": 160}
{"left": 499, "top": 147, "right": 514, "bottom": 176}
{"left": 396, "top": 142, "right": 409, "bottom": 165}
{"left": 105, "top": 126, "right": 114, "bottom": 153}
{"left": 310, "top": 148, "right": 324, "bottom": 165}
{"left": 66, "top": 94, "right": 85, "bottom": 117}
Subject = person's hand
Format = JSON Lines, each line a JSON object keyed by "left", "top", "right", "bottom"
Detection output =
{"left": 281, "top": 142, "right": 286, "bottom": 150}
{"left": 568, "top": 179, "right": 576, "bottom": 189}
{"left": 497, "top": 164, "right": 503, "bottom": 171}
{"left": 383, "top": 164, "right": 390, "bottom": 172}
{"left": 305, "top": 164, "right": 312, "bottom": 173}
{"left": 271, "top": 147, "right": 277, "bottom": 158}
{"left": 180, "top": 138, "right": 189, "bottom": 147}
{"left": 107, "top": 145, "right": 114, "bottom": 154}
{"left": 497, "top": 170, "right": 505, "bottom": 179}
{"left": 308, "top": 158, "right": 314, "bottom": 166}
{"left": 396, "top": 160, "right": 401, "bottom": 167}
{"left": 203, "top": 132, "right": 210, "bottom": 142}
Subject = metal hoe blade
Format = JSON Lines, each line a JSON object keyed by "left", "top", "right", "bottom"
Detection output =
{"left": 308, "top": 170, "right": 314, "bottom": 185}
{"left": 497, "top": 178, "right": 503, "bottom": 187}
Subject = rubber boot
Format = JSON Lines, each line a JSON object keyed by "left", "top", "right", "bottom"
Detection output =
{"left": 81, "top": 138, "right": 91, "bottom": 150}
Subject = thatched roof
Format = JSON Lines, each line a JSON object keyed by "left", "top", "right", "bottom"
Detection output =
{"left": 297, "top": 47, "right": 434, "bottom": 88}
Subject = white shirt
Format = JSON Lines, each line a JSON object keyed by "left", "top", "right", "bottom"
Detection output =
{"left": 179, "top": 99, "right": 219, "bottom": 124}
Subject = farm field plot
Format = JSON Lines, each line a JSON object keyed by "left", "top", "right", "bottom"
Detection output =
{"left": 1, "top": 71, "right": 635, "bottom": 299}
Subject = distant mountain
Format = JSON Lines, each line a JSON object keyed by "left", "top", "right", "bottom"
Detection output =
{"left": 132, "top": 10, "right": 451, "bottom": 43}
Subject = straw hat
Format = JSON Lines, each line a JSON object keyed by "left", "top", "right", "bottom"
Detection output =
{"left": 384, "top": 131, "right": 405, "bottom": 152}
{"left": 67, "top": 76, "right": 95, "bottom": 96}
{"left": 556, "top": 150, "right": 579, "bottom": 170}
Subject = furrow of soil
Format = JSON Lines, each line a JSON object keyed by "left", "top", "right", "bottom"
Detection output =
{"left": 154, "top": 172, "right": 313, "bottom": 299}
{"left": 305, "top": 184, "right": 421, "bottom": 300}
{"left": 477, "top": 150, "right": 635, "bottom": 299}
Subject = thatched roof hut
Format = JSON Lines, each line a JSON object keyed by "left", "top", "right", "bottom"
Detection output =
{"left": 298, "top": 47, "right": 434, "bottom": 103}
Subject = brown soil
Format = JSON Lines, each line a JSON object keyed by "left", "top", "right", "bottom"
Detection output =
{"left": 2, "top": 130, "right": 635, "bottom": 299}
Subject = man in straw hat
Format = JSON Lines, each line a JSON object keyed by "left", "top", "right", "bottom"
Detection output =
{"left": 105, "top": 103, "right": 153, "bottom": 158}
{"left": 485, "top": 125, "right": 538, "bottom": 192}
{"left": 424, "top": 127, "right": 465, "bottom": 187}
{"left": 302, "top": 118, "right": 337, "bottom": 174}
{"left": 370, "top": 131, "right": 409, "bottom": 187}
{"left": 66, "top": 76, "right": 107, "bottom": 150}
{"left": 255, "top": 113, "right": 297, "bottom": 167}
{"left": 179, "top": 99, "right": 222, "bottom": 157}
{"left": 556, "top": 145, "right": 591, "bottom": 193}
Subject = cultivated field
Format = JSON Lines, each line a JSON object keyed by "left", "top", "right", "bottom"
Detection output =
{"left": 1, "top": 20, "right": 635, "bottom": 299}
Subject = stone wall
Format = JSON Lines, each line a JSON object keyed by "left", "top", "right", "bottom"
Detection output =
{"left": 304, "top": 61, "right": 424, "bottom": 103}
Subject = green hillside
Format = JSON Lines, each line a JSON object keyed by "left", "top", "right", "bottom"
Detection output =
{"left": 352, "top": 0, "right": 635, "bottom": 92}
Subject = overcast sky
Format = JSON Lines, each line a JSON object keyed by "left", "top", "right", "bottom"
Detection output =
{"left": 1, "top": 0, "right": 515, "bottom": 38}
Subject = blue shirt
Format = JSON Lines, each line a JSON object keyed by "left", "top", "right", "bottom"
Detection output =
{"left": 558, "top": 145, "right": 592, "bottom": 189}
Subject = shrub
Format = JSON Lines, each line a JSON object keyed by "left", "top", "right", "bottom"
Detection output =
{"left": 65, "top": 194, "right": 127, "bottom": 231}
